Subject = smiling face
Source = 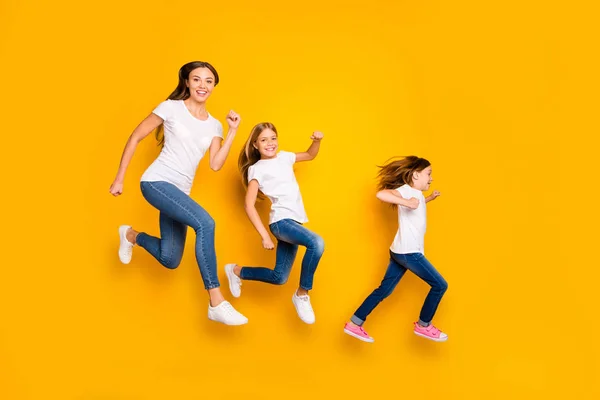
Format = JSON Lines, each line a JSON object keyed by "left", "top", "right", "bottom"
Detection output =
{"left": 412, "top": 166, "right": 433, "bottom": 191}
{"left": 253, "top": 128, "right": 278, "bottom": 159}
{"left": 186, "top": 67, "right": 216, "bottom": 102}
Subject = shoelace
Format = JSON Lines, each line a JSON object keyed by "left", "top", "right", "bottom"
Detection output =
{"left": 297, "top": 295, "right": 312, "bottom": 310}
{"left": 230, "top": 271, "right": 242, "bottom": 287}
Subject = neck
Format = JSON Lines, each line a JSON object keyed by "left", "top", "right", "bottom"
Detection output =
{"left": 184, "top": 98, "right": 208, "bottom": 117}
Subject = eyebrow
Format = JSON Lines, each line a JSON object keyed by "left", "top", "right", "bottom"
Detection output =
{"left": 192, "top": 75, "right": 213, "bottom": 80}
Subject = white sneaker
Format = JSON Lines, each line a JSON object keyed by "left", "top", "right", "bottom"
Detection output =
{"left": 225, "top": 263, "right": 242, "bottom": 298}
{"left": 118, "top": 225, "right": 134, "bottom": 264}
{"left": 208, "top": 301, "right": 248, "bottom": 326}
{"left": 292, "top": 292, "right": 315, "bottom": 324}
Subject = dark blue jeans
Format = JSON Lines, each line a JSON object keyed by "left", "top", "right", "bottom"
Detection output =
{"left": 136, "top": 181, "right": 220, "bottom": 289}
{"left": 351, "top": 251, "right": 448, "bottom": 326}
{"left": 239, "top": 219, "right": 324, "bottom": 290}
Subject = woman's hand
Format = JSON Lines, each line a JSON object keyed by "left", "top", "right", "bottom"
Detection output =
{"left": 109, "top": 180, "right": 124, "bottom": 196}
{"left": 226, "top": 110, "right": 241, "bottom": 129}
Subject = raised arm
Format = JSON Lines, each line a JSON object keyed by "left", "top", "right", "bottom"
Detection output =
{"left": 109, "top": 113, "right": 164, "bottom": 196}
{"left": 295, "top": 131, "right": 324, "bottom": 162}
{"left": 244, "top": 179, "right": 275, "bottom": 250}
{"left": 208, "top": 110, "right": 241, "bottom": 171}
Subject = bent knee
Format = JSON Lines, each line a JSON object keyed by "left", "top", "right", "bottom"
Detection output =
{"left": 437, "top": 279, "right": 448, "bottom": 293}
{"left": 311, "top": 235, "right": 325, "bottom": 254}
{"left": 162, "top": 258, "right": 182, "bottom": 270}
{"left": 194, "top": 216, "right": 215, "bottom": 234}
{"left": 273, "top": 273, "right": 289, "bottom": 285}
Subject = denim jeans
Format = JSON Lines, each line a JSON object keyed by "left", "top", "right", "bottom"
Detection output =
{"left": 351, "top": 251, "right": 448, "bottom": 326}
{"left": 136, "top": 181, "right": 220, "bottom": 290}
{"left": 239, "top": 218, "right": 324, "bottom": 290}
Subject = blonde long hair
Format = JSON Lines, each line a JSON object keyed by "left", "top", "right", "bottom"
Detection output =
{"left": 377, "top": 156, "right": 431, "bottom": 191}
{"left": 238, "top": 122, "right": 278, "bottom": 188}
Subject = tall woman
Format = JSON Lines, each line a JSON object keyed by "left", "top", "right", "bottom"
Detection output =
{"left": 109, "top": 61, "right": 247, "bottom": 326}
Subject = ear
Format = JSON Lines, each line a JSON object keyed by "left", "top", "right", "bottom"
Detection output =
{"left": 413, "top": 170, "right": 419, "bottom": 180}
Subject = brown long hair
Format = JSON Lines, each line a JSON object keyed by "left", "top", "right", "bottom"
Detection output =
{"left": 238, "top": 122, "right": 278, "bottom": 189}
{"left": 377, "top": 156, "right": 431, "bottom": 191}
{"left": 155, "top": 61, "right": 220, "bottom": 146}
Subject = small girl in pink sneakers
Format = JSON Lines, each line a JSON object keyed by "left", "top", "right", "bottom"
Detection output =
{"left": 343, "top": 156, "right": 448, "bottom": 343}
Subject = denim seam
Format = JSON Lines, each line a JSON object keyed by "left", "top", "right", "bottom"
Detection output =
{"left": 413, "top": 254, "right": 438, "bottom": 285}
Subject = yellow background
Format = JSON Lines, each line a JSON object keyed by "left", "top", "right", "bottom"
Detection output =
{"left": 1, "top": 0, "right": 598, "bottom": 398}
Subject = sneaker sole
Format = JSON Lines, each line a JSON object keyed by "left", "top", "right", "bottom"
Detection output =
{"left": 208, "top": 315, "right": 248, "bottom": 326}
{"left": 414, "top": 331, "right": 448, "bottom": 342}
{"left": 224, "top": 264, "right": 240, "bottom": 298}
{"left": 344, "top": 328, "right": 374, "bottom": 343}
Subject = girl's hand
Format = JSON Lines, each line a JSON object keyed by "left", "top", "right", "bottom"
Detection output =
{"left": 310, "top": 131, "right": 324, "bottom": 141}
{"left": 431, "top": 190, "right": 441, "bottom": 199}
{"left": 262, "top": 236, "right": 275, "bottom": 250}
{"left": 226, "top": 110, "right": 241, "bottom": 129}
{"left": 110, "top": 180, "right": 124, "bottom": 196}
{"left": 406, "top": 197, "right": 420, "bottom": 209}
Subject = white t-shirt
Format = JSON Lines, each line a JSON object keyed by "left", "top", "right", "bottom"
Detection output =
{"left": 390, "top": 184, "right": 427, "bottom": 254}
{"left": 140, "top": 100, "right": 223, "bottom": 194}
{"left": 247, "top": 151, "right": 308, "bottom": 225}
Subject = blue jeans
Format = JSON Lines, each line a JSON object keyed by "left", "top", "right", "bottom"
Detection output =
{"left": 351, "top": 251, "right": 448, "bottom": 326}
{"left": 239, "top": 219, "right": 324, "bottom": 290}
{"left": 136, "top": 181, "right": 220, "bottom": 290}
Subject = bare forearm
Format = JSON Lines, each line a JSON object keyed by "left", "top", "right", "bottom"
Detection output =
{"left": 211, "top": 128, "right": 237, "bottom": 170}
{"left": 114, "top": 136, "right": 140, "bottom": 182}
{"left": 377, "top": 190, "right": 414, "bottom": 207}
{"left": 426, "top": 191, "right": 440, "bottom": 203}
{"left": 306, "top": 140, "right": 321, "bottom": 159}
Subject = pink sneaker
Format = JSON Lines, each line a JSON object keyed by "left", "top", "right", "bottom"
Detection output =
{"left": 344, "top": 322, "right": 374, "bottom": 343}
{"left": 413, "top": 322, "right": 448, "bottom": 342}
